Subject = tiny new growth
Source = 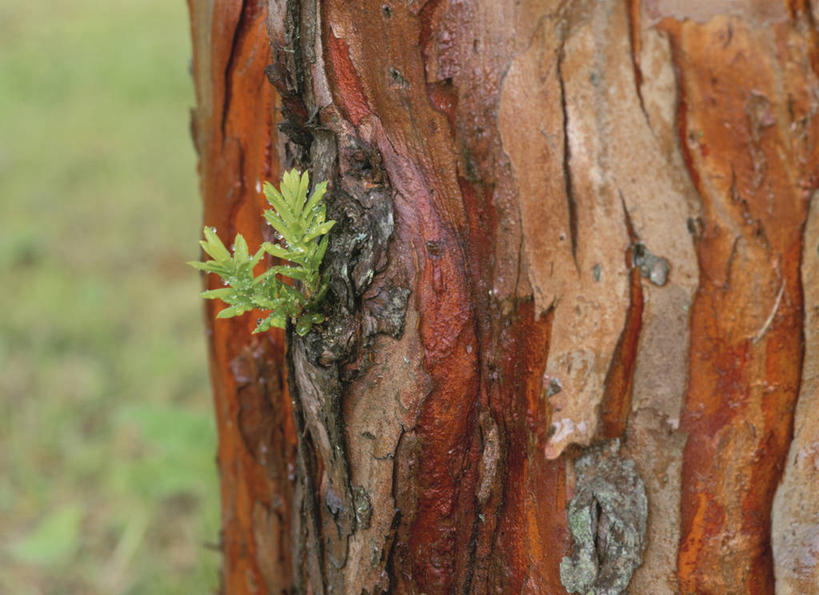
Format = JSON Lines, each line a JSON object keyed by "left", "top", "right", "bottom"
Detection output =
{"left": 190, "top": 169, "right": 335, "bottom": 336}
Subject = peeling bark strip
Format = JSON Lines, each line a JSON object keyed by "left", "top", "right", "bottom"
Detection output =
{"left": 187, "top": 0, "right": 819, "bottom": 593}
{"left": 659, "top": 9, "right": 819, "bottom": 592}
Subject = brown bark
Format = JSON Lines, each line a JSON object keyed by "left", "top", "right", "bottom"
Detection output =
{"left": 187, "top": 1, "right": 819, "bottom": 593}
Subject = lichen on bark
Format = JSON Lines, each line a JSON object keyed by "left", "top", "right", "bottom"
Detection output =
{"left": 560, "top": 439, "right": 647, "bottom": 595}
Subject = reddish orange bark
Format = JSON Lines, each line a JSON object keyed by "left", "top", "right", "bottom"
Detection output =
{"left": 658, "top": 13, "right": 818, "bottom": 592}
{"left": 188, "top": 2, "right": 296, "bottom": 591}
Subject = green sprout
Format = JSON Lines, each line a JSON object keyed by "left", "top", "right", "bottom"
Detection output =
{"left": 190, "top": 169, "right": 335, "bottom": 336}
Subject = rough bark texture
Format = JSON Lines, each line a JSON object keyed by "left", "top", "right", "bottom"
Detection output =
{"left": 187, "top": 0, "right": 819, "bottom": 593}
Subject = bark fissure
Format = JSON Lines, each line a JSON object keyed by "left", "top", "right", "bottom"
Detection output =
{"left": 286, "top": 344, "right": 326, "bottom": 593}
{"left": 220, "top": 2, "right": 246, "bottom": 142}
{"left": 597, "top": 200, "right": 644, "bottom": 440}
{"left": 625, "top": 0, "right": 650, "bottom": 127}
{"left": 557, "top": 41, "right": 579, "bottom": 270}
{"left": 270, "top": 3, "right": 414, "bottom": 591}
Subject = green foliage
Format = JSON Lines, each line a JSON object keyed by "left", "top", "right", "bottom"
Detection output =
{"left": 10, "top": 504, "right": 83, "bottom": 566}
{"left": 191, "top": 169, "right": 335, "bottom": 336}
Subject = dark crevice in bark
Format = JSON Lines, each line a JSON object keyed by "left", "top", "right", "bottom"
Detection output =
{"left": 381, "top": 424, "right": 408, "bottom": 592}
{"left": 273, "top": 2, "right": 351, "bottom": 590}
{"left": 221, "top": 1, "right": 247, "bottom": 143}
{"left": 266, "top": 0, "right": 311, "bottom": 163}
{"left": 723, "top": 235, "right": 741, "bottom": 290}
{"left": 288, "top": 0, "right": 305, "bottom": 97}
{"left": 286, "top": 335, "right": 326, "bottom": 594}
{"left": 804, "top": 0, "right": 819, "bottom": 78}
{"left": 290, "top": 334, "right": 353, "bottom": 584}
{"left": 463, "top": 500, "right": 479, "bottom": 595}
{"left": 380, "top": 509, "right": 403, "bottom": 594}
{"left": 597, "top": 196, "right": 644, "bottom": 440}
{"left": 665, "top": 34, "right": 704, "bottom": 206}
{"left": 786, "top": 0, "right": 815, "bottom": 20}
{"left": 785, "top": 187, "right": 812, "bottom": 480}
{"left": 484, "top": 430, "right": 509, "bottom": 591}
{"left": 266, "top": 2, "right": 409, "bottom": 591}
{"left": 625, "top": 0, "right": 651, "bottom": 128}
{"left": 556, "top": 42, "right": 579, "bottom": 270}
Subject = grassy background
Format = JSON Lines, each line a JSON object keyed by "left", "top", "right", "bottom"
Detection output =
{"left": 0, "top": 1, "right": 220, "bottom": 592}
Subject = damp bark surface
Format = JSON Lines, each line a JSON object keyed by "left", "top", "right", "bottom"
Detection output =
{"left": 187, "top": 1, "right": 819, "bottom": 593}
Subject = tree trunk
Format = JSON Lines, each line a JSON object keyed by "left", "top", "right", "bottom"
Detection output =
{"left": 187, "top": 1, "right": 819, "bottom": 593}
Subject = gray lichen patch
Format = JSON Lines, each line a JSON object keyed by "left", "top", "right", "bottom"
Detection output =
{"left": 631, "top": 243, "right": 670, "bottom": 286}
{"left": 560, "top": 439, "right": 647, "bottom": 595}
{"left": 352, "top": 485, "right": 373, "bottom": 530}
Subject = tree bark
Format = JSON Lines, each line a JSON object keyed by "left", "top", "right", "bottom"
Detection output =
{"left": 187, "top": 1, "right": 819, "bottom": 593}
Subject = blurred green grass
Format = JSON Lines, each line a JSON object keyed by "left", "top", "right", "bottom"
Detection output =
{"left": 0, "top": 1, "right": 219, "bottom": 592}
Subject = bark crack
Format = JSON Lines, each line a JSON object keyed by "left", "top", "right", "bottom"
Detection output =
{"left": 286, "top": 341, "right": 326, "bottom": 594}
{"left": 596, "top": 196, "right": 645, "bottom": 439}
{"left": 557, "top": 41, "right": 579, "bottom": 271}
{"left": 625, "top": 0, "right": 651, "bottom": 128}
{"left": 268, "top": 3, "right": 409, "bottom": 589}
{"left": 220, "top": 1, "right": 247, "bottom": 143}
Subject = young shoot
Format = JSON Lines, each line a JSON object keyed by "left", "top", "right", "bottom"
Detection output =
{"left": 190, "top": 169, "right": 335, "bottom": 336}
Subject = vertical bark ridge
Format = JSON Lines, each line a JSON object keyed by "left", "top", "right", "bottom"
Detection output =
{"left": 626, "top": 0, "right": 648, "bottom": 122}
{"left": 220, "top": 1, "right": 265, "bottom": 140}
{"left": 188, "top": 1, "right": 294, "bottom": 592}
{"left": 767, "top": 9, "right": 819, "bottom": 592}
{"left": 494, "top": 303, "right": 569, "bottom": 594}
{"left": 418, "top": 3, "right": 572, "bottom": 591}
{"left": 659, "top": 12, "right": 818, "bottom": 592}
{"left": 598, "top": 207, "right": 644, "bottom": 440}
{"left": 320, "top": 1, "right": 576, "bottom": 591}
{"left": 773, "top": 190, "right": 819, "bottom": 593}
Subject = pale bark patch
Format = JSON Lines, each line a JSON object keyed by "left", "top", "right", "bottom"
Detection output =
{"left": 773, "top": 190, "right": 819, "bottom": 593}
